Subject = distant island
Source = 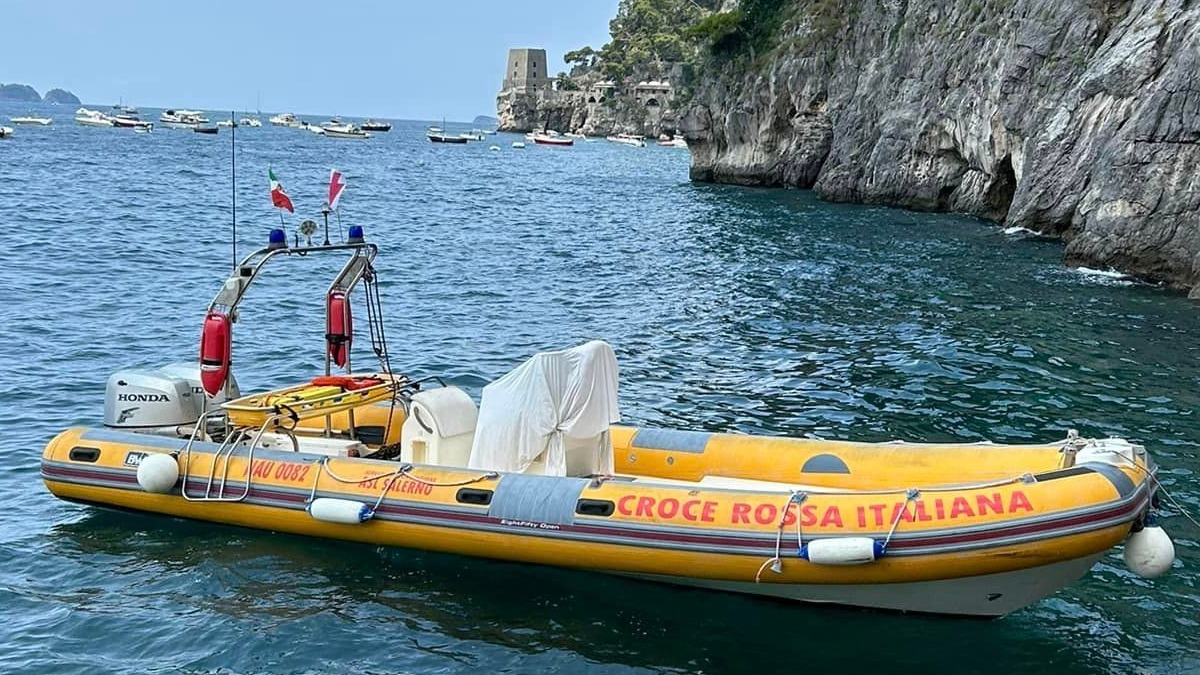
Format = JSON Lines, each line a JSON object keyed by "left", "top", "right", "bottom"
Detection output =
{"left": 473, "top": 115, "right": 498, "bottom": 127}
{"left": 43, "top": 88, "right": 81, "bottom": 105}
{"left": 0, "top": 83, "right": 81, "bottom": 105}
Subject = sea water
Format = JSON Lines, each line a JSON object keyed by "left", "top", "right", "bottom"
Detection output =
{"left": 0, "top": 102, "right": 1197, "bottom": 674}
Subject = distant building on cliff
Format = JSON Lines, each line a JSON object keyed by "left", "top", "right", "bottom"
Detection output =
{"left": 502, "top": 48, "right": 551, "bottom": 94}
{"left": 496, "top": 46, "right": 678, "bottom": 136}
{"left": 633, "top": 81, "right": 673, "bottom": 107}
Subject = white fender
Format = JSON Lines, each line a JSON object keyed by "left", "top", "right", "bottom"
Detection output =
{"left": 308, "top": 498, "right": 373, "bottom": 524}
{"left": 802, "top": 537, "right": 882, "bottom": 565}
{"left": 1124, "top": 525, "right": 1175, "bottom": 579}
{"left": 136, "top": 453, "right": 180, "bottom": 494}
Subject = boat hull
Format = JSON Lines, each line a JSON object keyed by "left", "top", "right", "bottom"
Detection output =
{"left": 112, "top": 118, "right": 152, "bottom": 130}
{"left": 41, "top": 425, "right": 1151, "bottom": 617}
{"left": 76, "top": 117, "right": 113, "bottom": 127}
{"left": 621, "top": 553, "right": 1105, "bottom": 617}
{"left": 323, "top": 129, "right": 370, "bottom": 139}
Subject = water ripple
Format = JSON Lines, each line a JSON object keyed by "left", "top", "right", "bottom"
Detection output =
{"left": 0, "top": 106, "right": 1198, "bottom": 674}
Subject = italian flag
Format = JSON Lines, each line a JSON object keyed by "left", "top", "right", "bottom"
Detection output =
{"left": 269, "top": 168, "right": 294, "bottom": 213}
{"left": 327, "top": 169, "right": 346, "bottom": 211}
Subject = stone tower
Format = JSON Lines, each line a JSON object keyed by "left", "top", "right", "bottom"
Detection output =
{"left": 502, "top": 48, "right": 551, "bottom": 94}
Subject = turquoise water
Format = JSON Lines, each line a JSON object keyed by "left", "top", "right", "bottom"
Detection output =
{"left": 1, "top": 102, "right": 1198, "bottom": 674}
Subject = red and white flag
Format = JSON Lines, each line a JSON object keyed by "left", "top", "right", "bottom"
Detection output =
{"left": 328, "top": 169, "right": 346, "bottom": 211}
{"left": 269, "top": 168, "right": 294, "bottom": 213}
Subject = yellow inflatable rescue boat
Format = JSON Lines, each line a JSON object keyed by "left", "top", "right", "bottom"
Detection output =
{"left": 41, "top": 227, "right": 1175, "bottom": 617}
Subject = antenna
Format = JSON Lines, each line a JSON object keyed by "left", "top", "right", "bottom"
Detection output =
{"left": 231, "top": 110, "right": 237, "bottom": 270}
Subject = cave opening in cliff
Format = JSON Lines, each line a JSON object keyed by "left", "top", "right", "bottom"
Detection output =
{"left": 985, "top": 154, "right": 1017, "bottom": 222}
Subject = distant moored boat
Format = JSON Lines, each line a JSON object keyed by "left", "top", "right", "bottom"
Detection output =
{"left": 531, "top": 132, "right": 574, "bottom": 146}
{"left": 428, "top": 131, "right": 468, "bottom": 144}
{"left": 75, "top": 107, "right": 115, "bottom": 127}
{"left": 10, "top": 114, "right": 52, "bottom": 125}
{"left": 322, "top": 121, "right": 371, "bottom": 139}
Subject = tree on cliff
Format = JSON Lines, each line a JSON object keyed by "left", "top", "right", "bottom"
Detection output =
{"left": 575, "top": 0, "right": 717, "bottom": 81}
{"left": 555, "top": 73, "right": 581, "bottom": 91}
{"left": 564, "top": 46, "right": 598, "bottom": 75}
{"left": 683, "top": 0, "right": 822, "bottom": 61}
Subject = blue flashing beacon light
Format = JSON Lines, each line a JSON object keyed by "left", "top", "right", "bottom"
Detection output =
{"left": 347, "top": 225, "right": 365, "bottom": 244}
{"left": 268, "top": 228, "right": 288, "bottom": 249}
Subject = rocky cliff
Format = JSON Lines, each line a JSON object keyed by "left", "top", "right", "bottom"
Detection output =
{"left": 682, "top": 0, "right": 1200, "bottom": 298}
{"left": 496, "top": 89, "right": 678, "bottom": 137}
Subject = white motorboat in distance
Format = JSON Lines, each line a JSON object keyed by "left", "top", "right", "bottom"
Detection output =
{"left": 322, "top": 121, "right": 371, "bottom": 139}
{"left": 269, "top": 112, "right": 297, "bottom": 126}
{"left": 111, "top": 115, "right": 154, "bottom": 132}
{"left": 10, "top": 115, "right": 52, "bottom": 125}
{"left": 75, "top": 108, "right": 114, "bottom": 127}
{"left": 159, "top": 109, "right": 208, "bottom": 129}
{"left": 531, "top": 131, "right": 574, "bottom": 146}
{"left": 240, "top": 117, "right": 262, "bottom": 127}
{"left": 607, "top": 133, "right": 646, "bottom": 147}
{"left": 0, "top": 126, "right": 13, "bottom": 138}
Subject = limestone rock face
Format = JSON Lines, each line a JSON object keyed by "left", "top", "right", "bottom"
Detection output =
{"left": 497, "top": 89, "right": 679, "bottom": 137}
{"left": 683, "top": 0, "right": 1200, "bottom": 297}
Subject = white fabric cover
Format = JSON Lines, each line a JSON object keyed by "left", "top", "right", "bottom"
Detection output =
{"left": 468, "top": 340, "right": 621, "bottom": 475}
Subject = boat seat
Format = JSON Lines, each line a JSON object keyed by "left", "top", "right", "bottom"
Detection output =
{"left": 564, "top": 432, "right": 610, "bottom": 477}
{"left": 519, "top": 432, "right": 611, "bottom": 476}
{"left": 400, "top": 386, "right": 478, "bottom": 467}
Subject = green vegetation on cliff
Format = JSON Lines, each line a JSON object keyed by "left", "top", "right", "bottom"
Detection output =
{"left": 685, "top": 0, "right": 805, "bottom": 60}
{"left": 595, "top": 0, "right": 717, "bottom": 80}
{"left": 562, "top": 0, "right": 808, "bottom": 102}
{"left": 565, "top": 0, "right": 725, "bottom": 83}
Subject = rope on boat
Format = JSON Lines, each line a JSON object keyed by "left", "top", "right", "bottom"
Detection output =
{"left": 756, "top": 491, "right": 807, "bottom": 582}
{"left": 306, "top": 456, "right": 498, "bottom": 518}
{"left": 880, "top": 489, "right": 920, "bottom": 553}
{"left": 399, "top": 467, "right": 500, "bottom": 487}
{"left": 1130, "top": 462, "right": 1200, "bottom": 531}
{"left": 787, "top": 474, "right": 1033, "bottom": 497}
{"left": 754, "top": 488, "right": 921, "bottom": 581}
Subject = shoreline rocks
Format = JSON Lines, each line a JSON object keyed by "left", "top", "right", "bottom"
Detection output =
{"left": 682, "top": 0, "right": 1200, "bottom": 298}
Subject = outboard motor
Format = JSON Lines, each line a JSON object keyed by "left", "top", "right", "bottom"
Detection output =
{"left": 104, "top": 370, "right": 196, "bottom": 429}
{"left": 104, "top": 362, "right": 241, "bottom": 434}
{"left": 158, "top": 361, "right": 240, "bottom": 413}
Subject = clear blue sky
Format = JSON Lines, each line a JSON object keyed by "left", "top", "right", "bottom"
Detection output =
{"left": 1, "top": 0, "right": 620, "bottom": 122}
